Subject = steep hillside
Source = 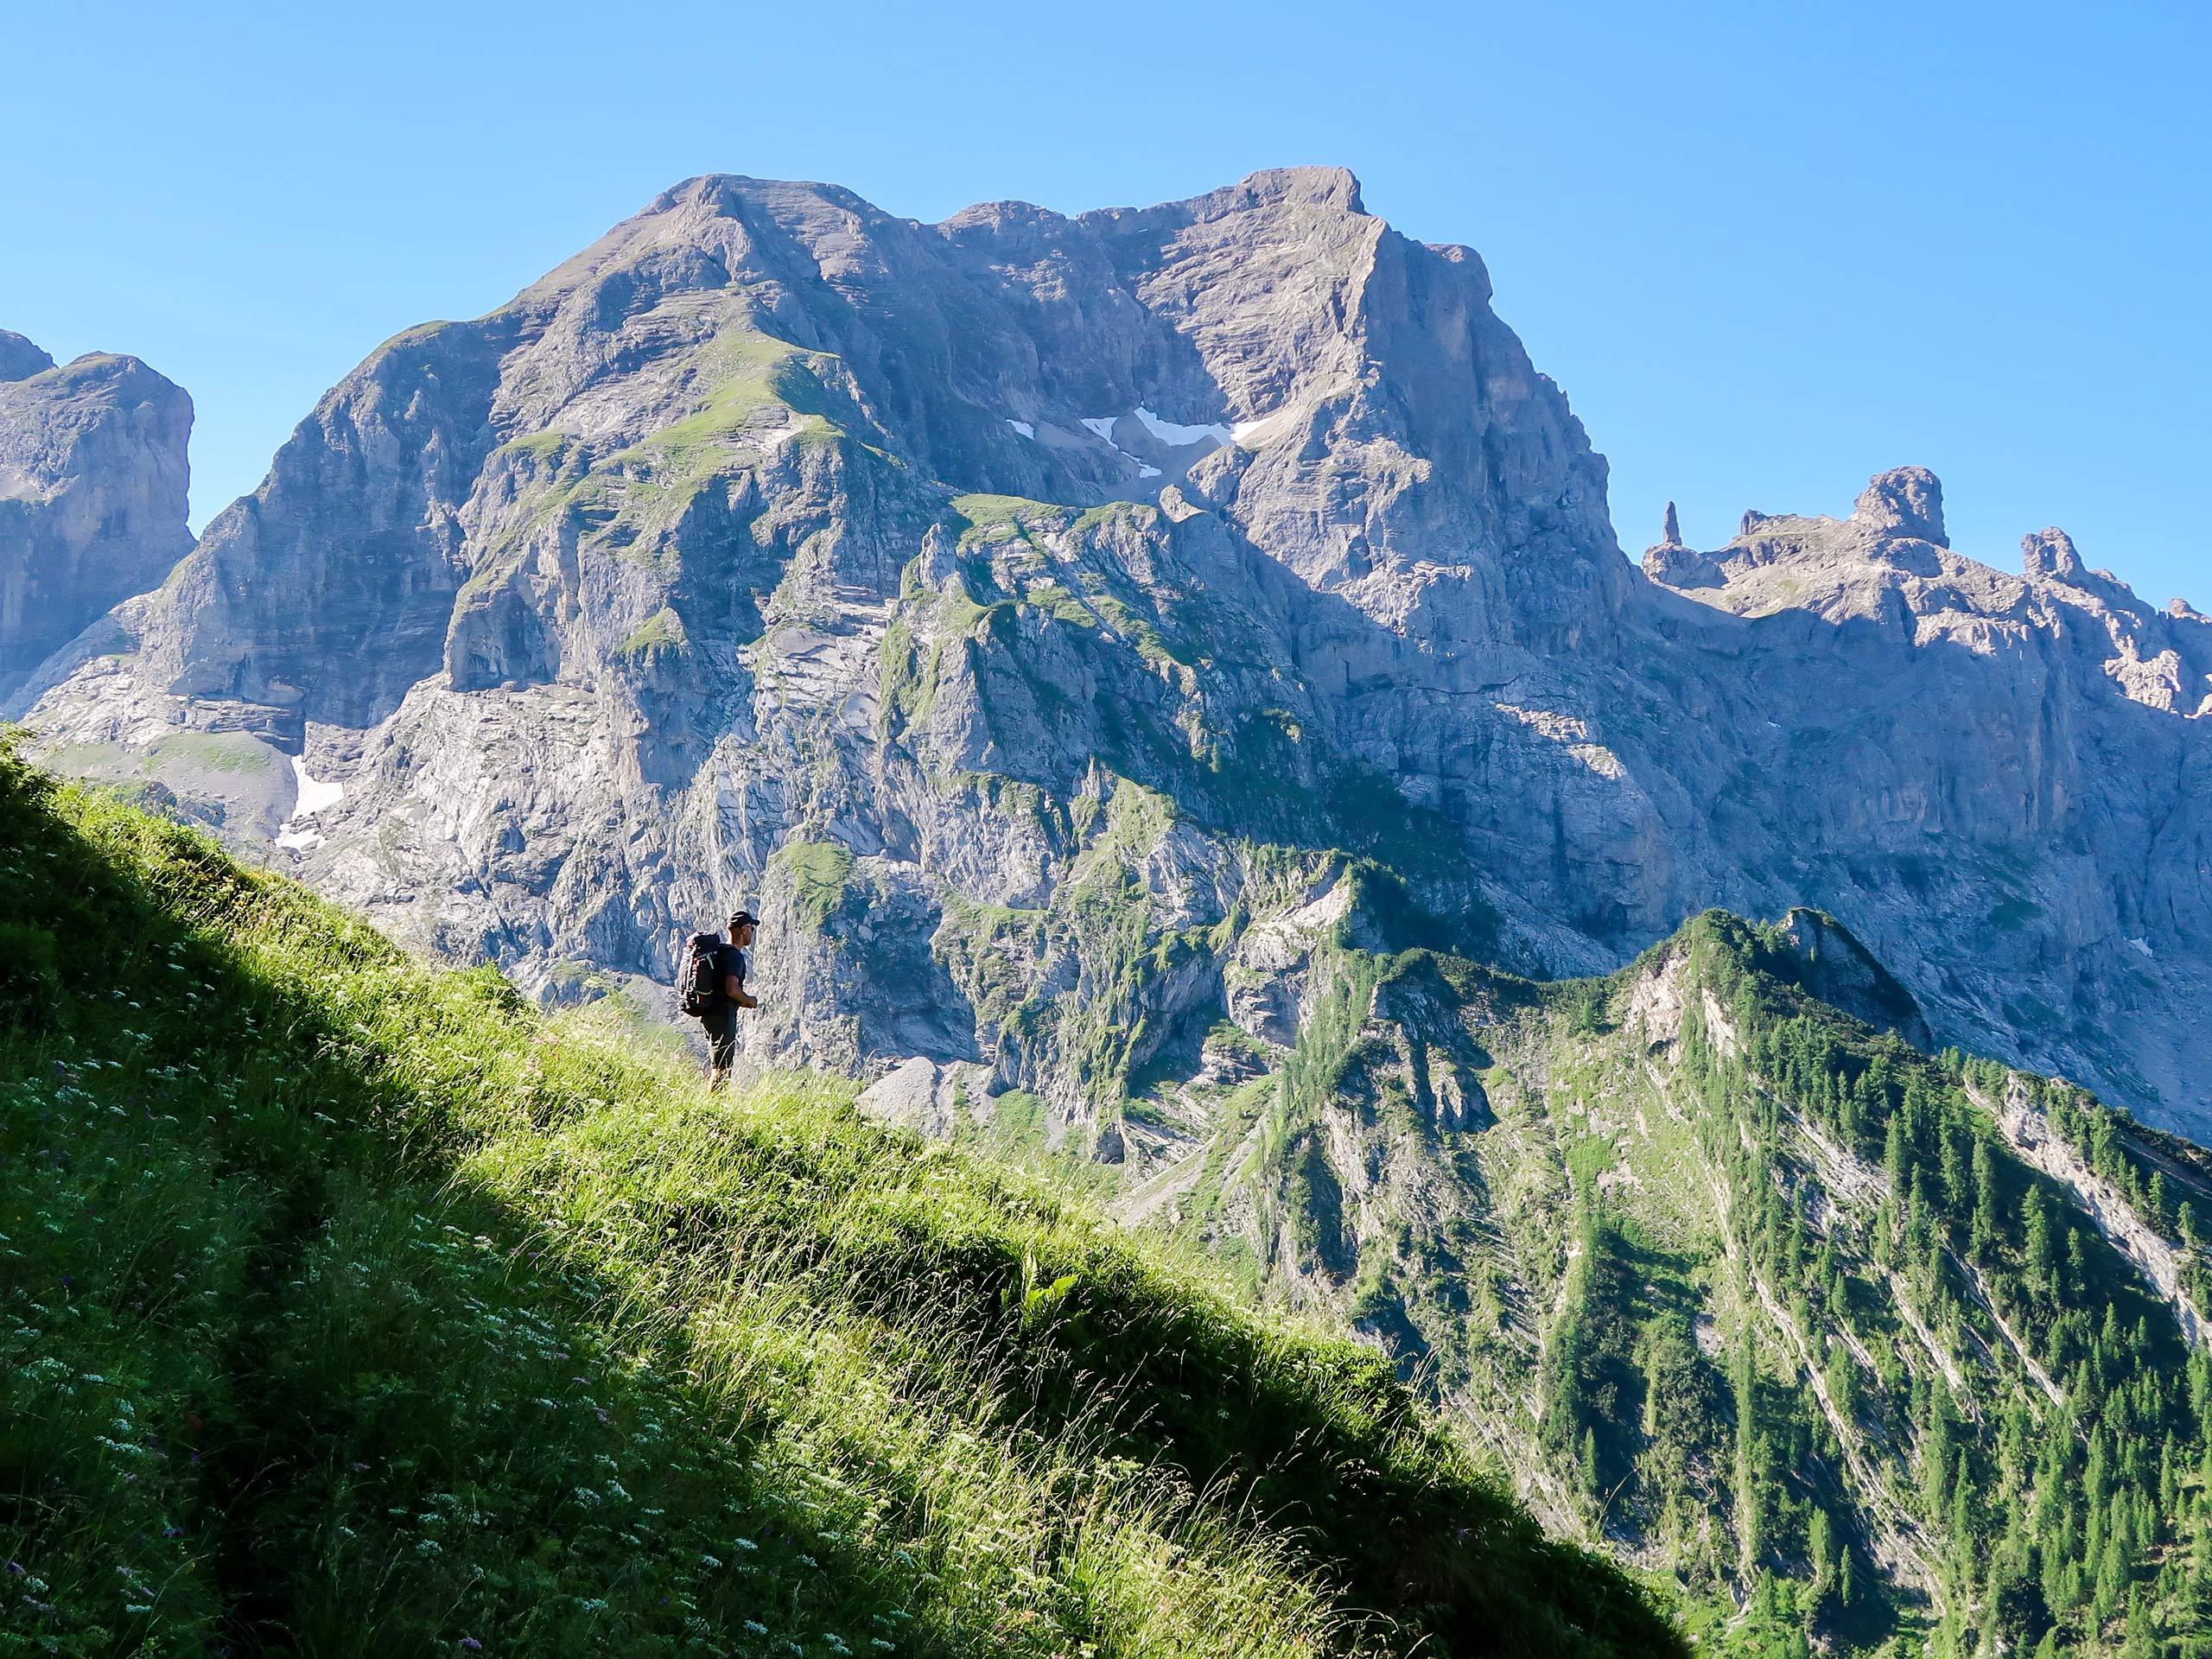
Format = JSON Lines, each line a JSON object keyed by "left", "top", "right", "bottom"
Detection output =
{"left": 1104, "top": 894, "right": 2212, "bottom": 1655}
{"left": 7, "top": 170, "right": 2207, "bottom": 1131}
{"left": 0, "top": 742, "right": 1680, "bottom": 1658}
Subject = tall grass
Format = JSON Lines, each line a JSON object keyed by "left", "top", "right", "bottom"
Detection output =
{"left": 0, "top": 744, "right": 1682, "bottom": 1657}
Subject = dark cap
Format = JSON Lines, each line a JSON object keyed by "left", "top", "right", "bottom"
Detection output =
{"left": 728, "top": 910, "right": 759, "bottom": 929}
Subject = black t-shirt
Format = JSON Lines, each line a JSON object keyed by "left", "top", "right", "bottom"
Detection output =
{"left": 711, "top": 943, "right": 748, "bottom": 1005}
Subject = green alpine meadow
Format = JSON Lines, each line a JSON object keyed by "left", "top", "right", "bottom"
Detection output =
{"left": 0, "top": 742, "right": 1679, "bottom": 1656}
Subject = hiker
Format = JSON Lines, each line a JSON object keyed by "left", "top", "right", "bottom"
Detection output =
{"left": 680, "top": 910, "right": 759, "bottom": 1091}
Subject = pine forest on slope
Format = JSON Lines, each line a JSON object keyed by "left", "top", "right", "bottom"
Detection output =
{"left": 1080, "top": 883, "right": 2212, "bottom": 1654}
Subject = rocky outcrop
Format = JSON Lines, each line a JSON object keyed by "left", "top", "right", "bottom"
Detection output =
{"left": 1979, "top": 1076, "right": 2212, "bottom": 1348}
{"left": 1638, "top": 463, "right": 2212, "bottom": 1123}
{"left": 1770, "top": 907, "right": 1934, "bottom": 1050}
{"left": 0, "top": 334, "right": 192, "bottom": 699}
{"left": 11, "top": 170, "right": 2210, "bottom": 1136}
{"left": 0, "top": 331, "right": 54, "bottom": 382}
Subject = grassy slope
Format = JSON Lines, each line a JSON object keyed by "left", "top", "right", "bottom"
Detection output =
{"left": 0, "top": 748, "right": 1683, "bottom": 1659}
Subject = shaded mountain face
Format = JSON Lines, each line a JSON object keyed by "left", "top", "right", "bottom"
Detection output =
{"left": 6, "top": 168, "right": 2208, "bottom": 1137}
{"left": 0, "top": 332, "right": 192, "bottom": 701}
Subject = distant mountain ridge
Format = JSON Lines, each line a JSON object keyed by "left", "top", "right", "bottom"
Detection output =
{"left": 9, "top": 163, "right": 2212, "bottom": 1655}
{"left": 7, "top": 167, "right": 2204, "bottom": 1137}
{"left": 9, "top": 166, "right": 2202, "bottom": 1132}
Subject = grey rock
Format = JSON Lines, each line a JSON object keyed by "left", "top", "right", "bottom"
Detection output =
{"left": 855, "top": 1055, "right": 995, "bottom": 1138}
{"left": 1854, "top": 464, "right": 1946, "bottom": 545}
{"left": 14, "top": 170, "right": 2211, "bottom": 1139}
{"left": 2023, "top": 525, "right": 2086, "bottom": 584}
{"left": 0, "top": 338, "right": 193, "bottom": 699}
{"left": 0, "top": 331, "right": 56, "bottom": 382}
{"left": 1772, "top": 906, "right": 1936, "bottom": 1049}
{"left": 1642, "top": 515, "right": 1717, "bottom": 588}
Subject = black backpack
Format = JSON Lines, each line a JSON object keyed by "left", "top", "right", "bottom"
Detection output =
{"left": 679, "top": 932, "right": 722, "bottom": 1018}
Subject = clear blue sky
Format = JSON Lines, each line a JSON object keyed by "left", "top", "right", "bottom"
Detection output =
{"left": 6, "top": 1, "right": 2205, "bottom": 604}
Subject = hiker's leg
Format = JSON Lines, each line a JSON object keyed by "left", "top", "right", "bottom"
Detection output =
{"left": 706, "top": 1014, "right": 737, "bottom": 1092}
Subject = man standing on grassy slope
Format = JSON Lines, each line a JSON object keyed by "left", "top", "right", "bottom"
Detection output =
{"left": 681, "top": 910, "right": 758, "bottom": 1091}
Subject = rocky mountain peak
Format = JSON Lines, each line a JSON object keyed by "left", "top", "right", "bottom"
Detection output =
{"left": 2023, "top": 524, "right": 2087, "bottom": 584}
{"left": 0, "top": 330, "right": 55, "bottom": 382}
{"left": 0, "top": 341, "right": 193, "bottom": 696}
{"left": 8, "top": 171, "right": 2210, "bottom": 1140}
{"left": 1176, "top": 164, "right": 1366, "bottom": 218}
{"left": 1640, "top": 499, "right": 1708, "bottom": 585}
{"left": 1852, "top": 464, "right": 1946, "bottom": 545}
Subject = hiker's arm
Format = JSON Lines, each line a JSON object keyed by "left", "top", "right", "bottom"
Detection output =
{"left": 725, "top": 973, "right": 757, "bottom": 1010}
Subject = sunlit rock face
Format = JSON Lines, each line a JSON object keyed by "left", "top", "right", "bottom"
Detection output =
{"left": 0, "top": 332, "right": 192, "bottom": 701}
{"left": 10, "top": 171, "right": 2209, "bottom": 1135}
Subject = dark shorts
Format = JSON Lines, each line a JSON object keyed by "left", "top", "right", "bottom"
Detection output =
{"left": 701, "top": 1008, "right": 738, "bottom": 1069}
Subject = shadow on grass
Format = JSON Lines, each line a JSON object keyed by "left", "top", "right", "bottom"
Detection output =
{"left": 0, "top": 756, "right": 1684, "bottom": 1658}
{"left": 0, "top": 779, "right": 955, "bottom": 1659}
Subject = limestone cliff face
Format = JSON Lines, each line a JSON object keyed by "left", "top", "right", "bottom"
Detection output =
{"left": 1636, "top": 468, "right": 2212, "bottom": 1120}
{"left": 0, "top": 332, "right": 192, "bottom": 700}
{"left": 10, "top": 171, "right": 2209, "bottom": 1135}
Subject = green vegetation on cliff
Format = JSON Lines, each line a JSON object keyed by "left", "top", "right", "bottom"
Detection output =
{"left": 1139, "top": 907, "right": 2212, "bottom": 1657}
{"left": 786, "top": 477, "right": 2212, "bottom": 1653}
{"left": 0, "top": 745, "right": 1680, "bottom": 1658}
